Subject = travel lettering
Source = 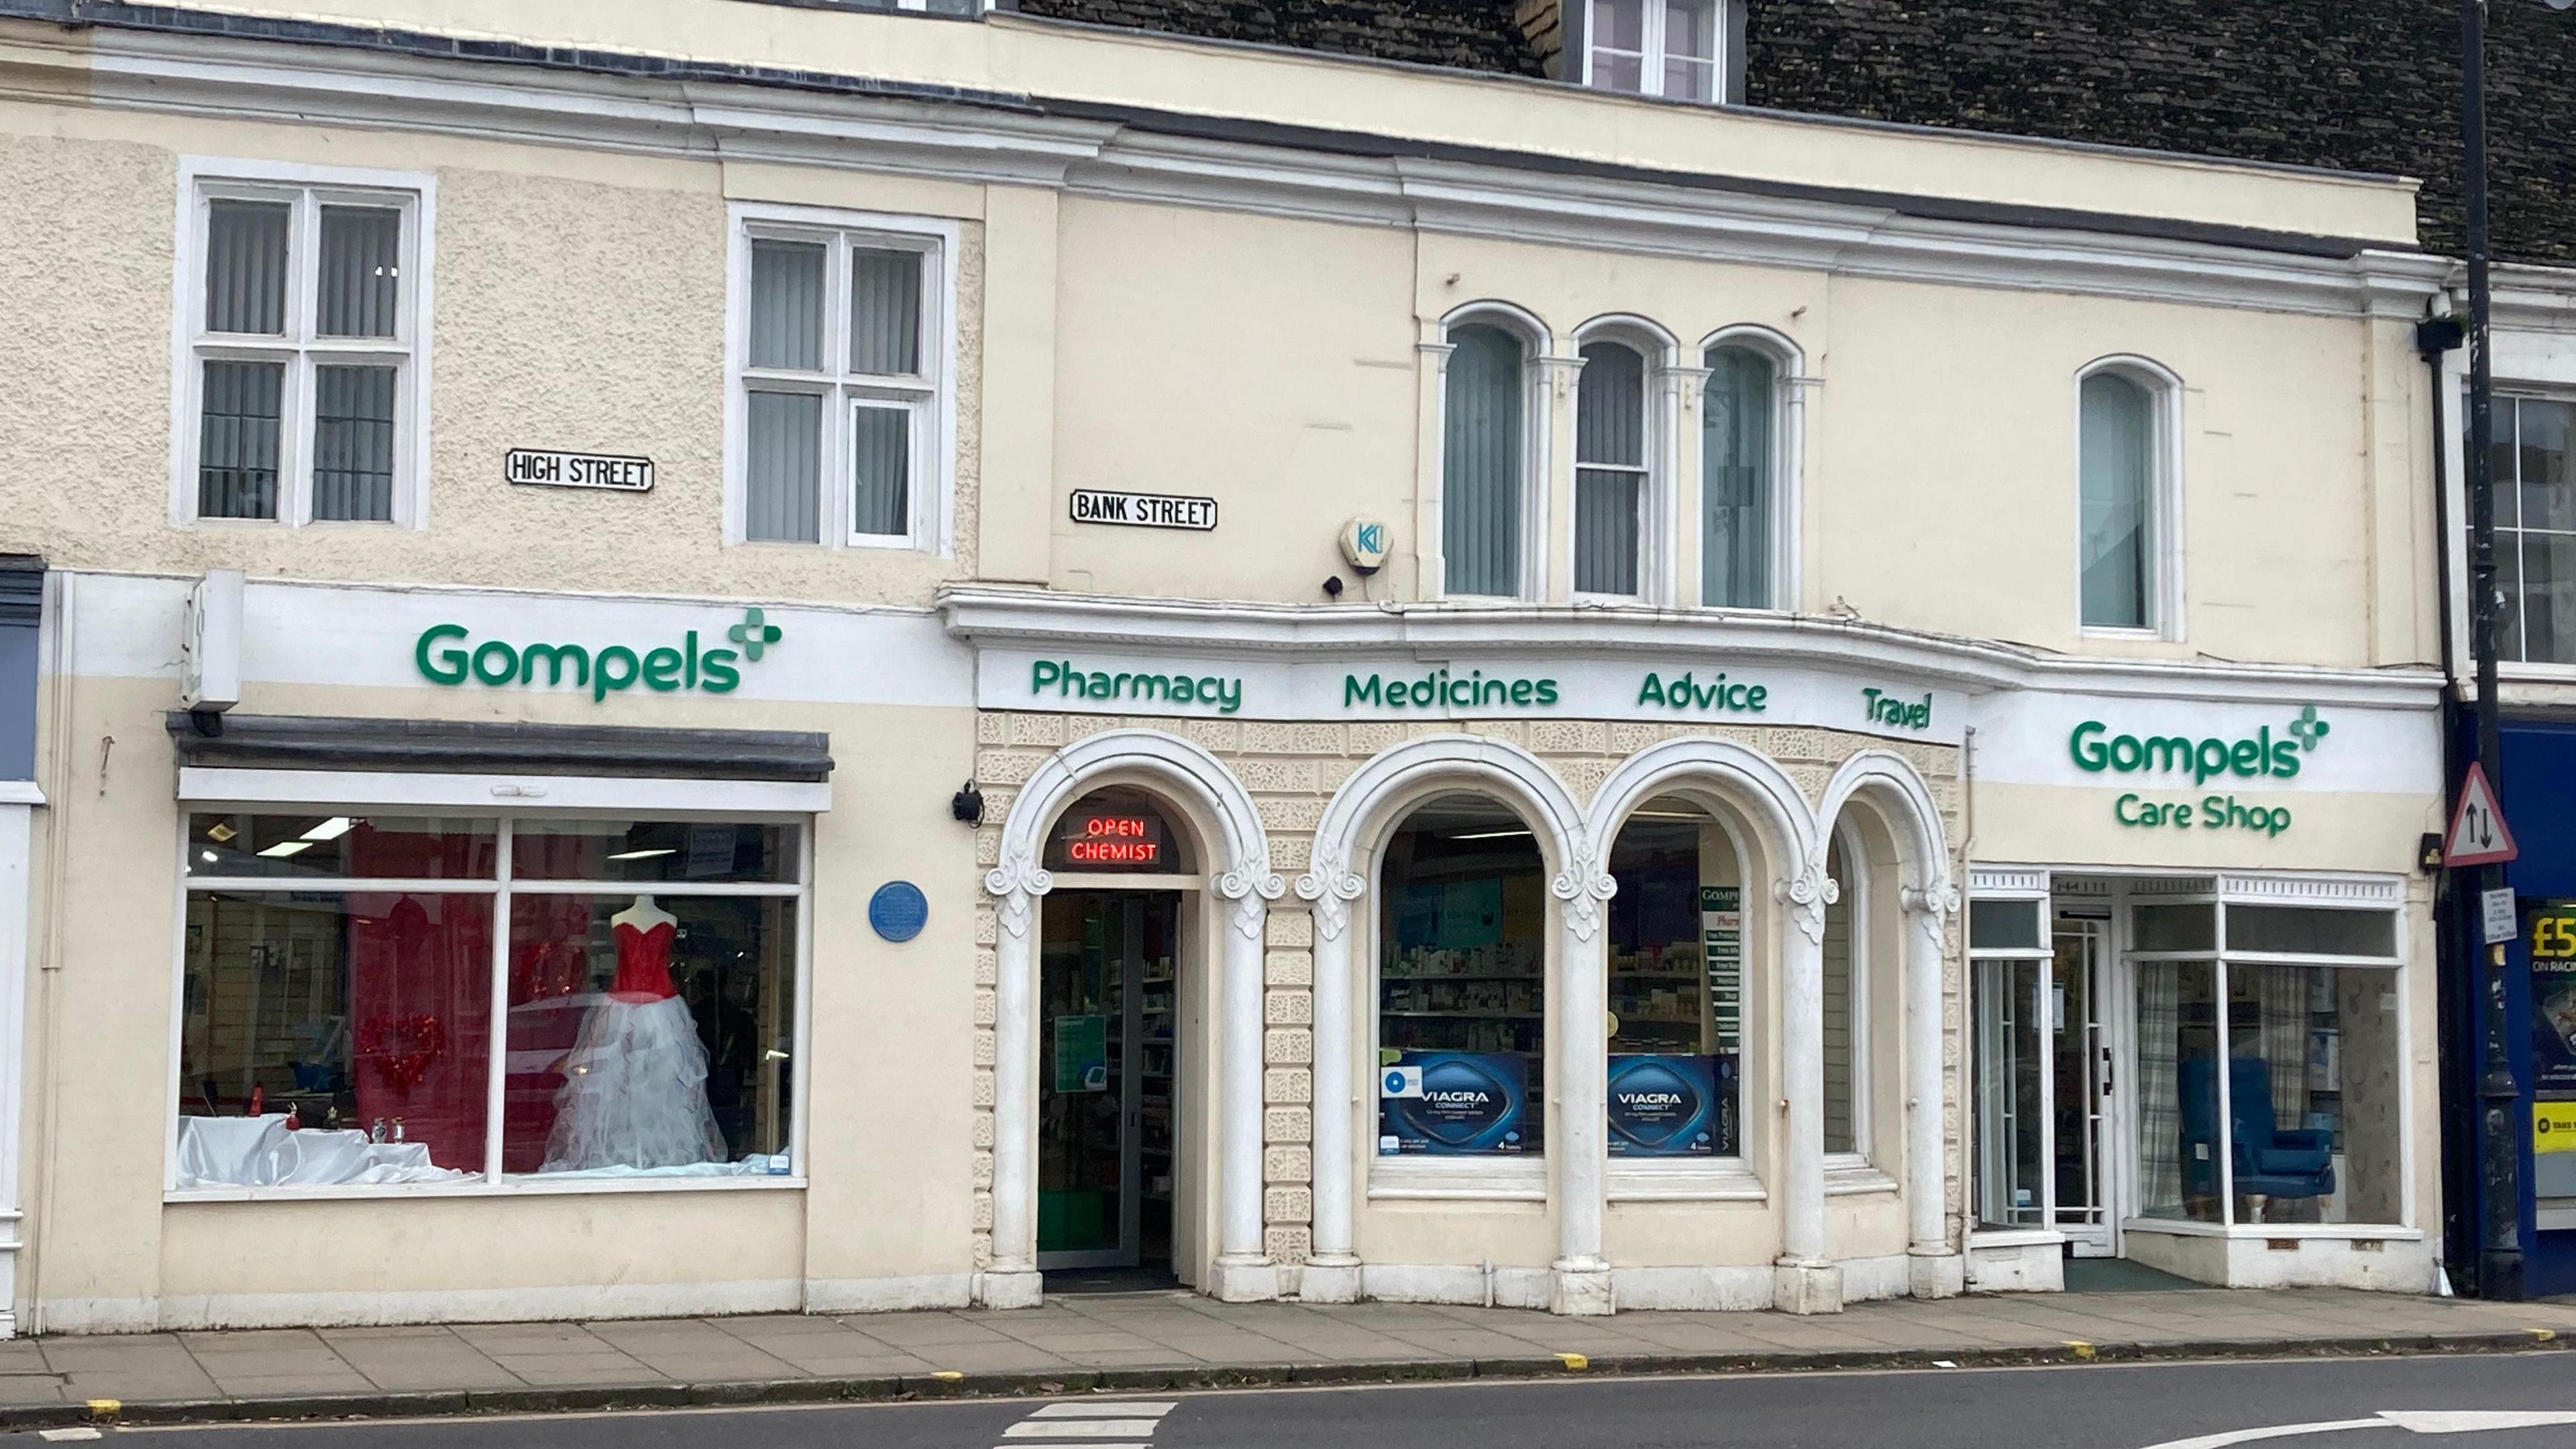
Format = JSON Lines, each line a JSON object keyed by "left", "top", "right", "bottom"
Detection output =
{"left": 1862, "top": 687, "right": 1932, "bottom": 730}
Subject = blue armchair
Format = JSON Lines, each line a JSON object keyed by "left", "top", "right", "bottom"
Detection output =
{"left": 2179, "top": 1056, "right": 2334, "bottom": 1201}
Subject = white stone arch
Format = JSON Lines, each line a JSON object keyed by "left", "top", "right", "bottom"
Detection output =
{"left": 1582, "top": 737, "right": 1837, "bottom": 1309}
{"left": 979, "top": 729, "right": 1283, "bottom": 1307}
{"left": 1817, "top": 749, "right": 1961, "bottom": 1300}
{"left": 1291, "top": 734, "right": 1590, "bottom": 1309}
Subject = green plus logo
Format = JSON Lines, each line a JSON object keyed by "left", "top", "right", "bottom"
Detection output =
{"left": 2069, "top": 706, "right": 2324, "bottom": 784}
{"left": 415, "top": 607, "right": 783, "bottom": 702}
{"left": 728, "top": 607, "right": 782, "bottom": 661}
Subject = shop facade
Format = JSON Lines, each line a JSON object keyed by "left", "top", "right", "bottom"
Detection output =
{"left": 0, "top": 0, "right": 2463, "bottom": 1330}
{"left": 2436, "top": 264, "right": 2576, "bottom": 1299}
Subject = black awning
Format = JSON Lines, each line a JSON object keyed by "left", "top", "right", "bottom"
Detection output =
{"left": 165, "top": 713, "right": 833, "bottom": 783}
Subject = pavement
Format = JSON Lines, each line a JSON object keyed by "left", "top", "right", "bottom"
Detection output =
{"left": 0, "top": 1287, "right": 2572, "bottom": 1431}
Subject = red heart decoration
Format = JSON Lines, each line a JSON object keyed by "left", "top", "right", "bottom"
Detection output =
{"left": 356, "top": 1013, "right": 447, "bottom": 1092}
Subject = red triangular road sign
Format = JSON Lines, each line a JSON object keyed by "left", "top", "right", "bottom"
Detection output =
{"left": 2445, "top": 761, "right": 2518, "bottom": 867}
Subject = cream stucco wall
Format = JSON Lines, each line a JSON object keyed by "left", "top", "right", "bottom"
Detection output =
{"left": 0, "top": 29, "right": 2444, "bottom": 673}
{"left": 21, "top": 667, "right": 982, "bottom": 1329}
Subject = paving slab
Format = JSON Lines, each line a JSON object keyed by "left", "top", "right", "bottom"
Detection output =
{"left": 11, "top": 1286, "right": 2576, "bottom": 1430}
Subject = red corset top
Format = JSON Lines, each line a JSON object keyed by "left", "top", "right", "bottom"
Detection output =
{"left": 609, "top": 919, "right": 679, "bottom": 1000}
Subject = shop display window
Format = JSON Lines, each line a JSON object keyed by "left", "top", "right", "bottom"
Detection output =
{"left": 1604, "top": 796, "right": 1739, "bottom": 1159}
{"left": 1377, "top": 794, "right": 1546, "bottom": 1157}
{"left": 1972, "top": 955, "right": 2046, "bottom": 1228}
{"left": 1819, "top": 835, "right": 1861, "bottom": 1155}
{"left": 176, "top": 812, "right": 806, "bottom": 1194}
{"left": 2129, "top": 898, "right": 2403, "bottom": 1227}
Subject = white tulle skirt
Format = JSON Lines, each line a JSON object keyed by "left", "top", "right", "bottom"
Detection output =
{"left": 543, "top": 994, "right": 729, "bottom": 1173}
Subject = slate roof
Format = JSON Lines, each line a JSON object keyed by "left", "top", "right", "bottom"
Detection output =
{"left": 1012, "top": 0, "right": 2576, "bottom": 265}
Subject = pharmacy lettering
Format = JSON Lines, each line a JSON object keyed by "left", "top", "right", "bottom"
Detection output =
{"left": 415, "top": 608, "right": 784, "bottom": 702}
{"left": 1031, "top": 659, "right": 1245, "bottom": 714}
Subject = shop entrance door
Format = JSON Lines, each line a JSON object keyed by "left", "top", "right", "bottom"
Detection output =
{"left": 2052, "top": 916, "right": 2119, "bottom": 1256}
{"left": 1036, "top": 890, "right": 1181, "bottom": 1272}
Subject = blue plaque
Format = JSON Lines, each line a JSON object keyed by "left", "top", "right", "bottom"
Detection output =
{"left": 868, "top": 881, "right": 929, "bottom": 943}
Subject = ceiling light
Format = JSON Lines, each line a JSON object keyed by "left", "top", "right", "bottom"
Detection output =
{"left": 205, "top": 822, "right": 237, "bottom": 843}
{"left": 257, "top": 840, "right": 315, "bottom": 859}
{"left": 199, "top": 850, "right": 219, "bottom": 863}
{"left": 301, "top": 816, "right": 355, "bottom": 842}
{"left": 604, "top": 847, "right": 677, "bottom": 861}
{"left": 1448, "top": 828, "right": 1532, "bottom": 841}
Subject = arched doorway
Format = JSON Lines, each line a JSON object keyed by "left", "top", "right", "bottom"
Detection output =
{"left": 1036, "top": 787, "right": 1198, "bottom": 1285}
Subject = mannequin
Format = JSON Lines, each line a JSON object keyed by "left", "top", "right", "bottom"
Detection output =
{"left": 541, "top": 894, "right": 727, "bottom": 1172}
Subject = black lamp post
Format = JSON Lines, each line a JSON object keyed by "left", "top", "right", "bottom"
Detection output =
{"left": 2461, "top": 0, "right": 2571, "bottom": 1303}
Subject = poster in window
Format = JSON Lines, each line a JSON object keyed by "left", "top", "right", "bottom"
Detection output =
{"left": 1377, "top": 1050, "right": 1528, "bottom": 1155}
{"left": 2530, "top": 900, "right": 2576, "bottom": 1097}
{"left": 1053, "top": 1014, "right": 1110, "bottom": 1093}
{"left": 1607, "top": 1053, "right": 1724, "bottom": 1157}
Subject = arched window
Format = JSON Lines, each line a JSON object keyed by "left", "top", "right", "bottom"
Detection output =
{"left": 1605, "top": 795, "right": 1741, "bottom": 1160}
{"left": 1701, "top": 343, "right": 1778, "bottom": 608}
{"left": 2078, "top": 366, "right": 2171, "bottom": 632}
{"left": 1442, "top": 324, "right": 1528, "bottom": 598}
{"left": 1377, "top": 794, "right": 1546, "bottom": 1158}
{"left": 1575, "top": 340, "right": 1648, "bottom": 597}
{"left": 1821, "top": 832, "right": 1865, "bottom": 1157}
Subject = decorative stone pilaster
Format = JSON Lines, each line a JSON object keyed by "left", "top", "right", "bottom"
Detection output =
{"left": 1900, "top": 875, "right": 1965, "bottom": 1300}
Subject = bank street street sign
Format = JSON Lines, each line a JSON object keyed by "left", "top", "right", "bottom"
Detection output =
{"left": 2445, "top": 760, "right": 2518, "bottom": 867}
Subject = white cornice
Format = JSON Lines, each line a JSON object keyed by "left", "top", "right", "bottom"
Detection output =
{"left": 46, "top": 28, "right": 2451, "bottom": 319}
{"left": 936, "top": 587, "right": 2444, "bottom": 708}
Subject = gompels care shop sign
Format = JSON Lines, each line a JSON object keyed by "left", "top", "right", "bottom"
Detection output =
{"left": 413, "top": 608, "right": 786, "bottom": 702}
{"left": 2074, "top": 706, "right": 2332, "bottom": 837}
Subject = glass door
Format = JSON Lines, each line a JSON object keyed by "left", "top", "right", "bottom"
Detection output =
{"left": 1971, "top": 899, "right": 2121, "bottom": 1256}
{"left": 1036, "top": 892, "right": 1181, "bottom": 1272}
{"left": 2053, "top": 918, "right": 2117, "bottom": 1256}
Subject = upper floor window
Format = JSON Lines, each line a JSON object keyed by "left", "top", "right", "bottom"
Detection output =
{"left": 1585, "top": 0, "right": 1718, "bottom": 102}
{"left": 2077, "top": 362, "right": 2179, "bottom": 635}
{"left": 1701, "top": 342, "right": 1779, "bottom": 608}
{"left": 174, "top": 162, "right": 429, "bottom": 527}
{"left": 1442, "top": 322, "right": 1532, "bottom": 598}
{"left": 2493, "top": 394, "right": 2576, "bottom": 665}
{"left": 728, "top": 204, "right": 952, "bottom": 551}
{"left": 1575, "top": 341, "right": 1650, "bottom": 598}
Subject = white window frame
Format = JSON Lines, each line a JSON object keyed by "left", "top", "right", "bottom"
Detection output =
{"left": 1431, "top": 303, "right": 1553, "bottom": 603}
{"left": 1571, "top": 317, "right": 1679, "bottom": 606}
{"left": 1579, "top": 0, "right": 1725, "bottom": 102}
{"left": 1696, "top": 325, "right": 1803, "bottom": 612}
{"left": 2073, "top": 355, "right": 2186, "bottom": 642}
{"left": 724, "top": 201, "right": 957, "bottom": 554}
{"left": 164, "top": 805, "right": 816, "bottom": 1202}
{"left": 167, "top": 157, "right": 435, "bottom": 530}
{"left": 1821, "top": 822, "right": 1877, "bottom": 1174}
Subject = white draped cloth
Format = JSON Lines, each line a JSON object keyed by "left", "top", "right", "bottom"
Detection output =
{"left": 176, "top": 1114, "right": 467, "bottom": 1189}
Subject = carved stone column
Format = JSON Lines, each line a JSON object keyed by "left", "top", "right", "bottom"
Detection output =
{"left": 1210, "top": 858, "right": 1286, "bottom": 1301}
{"left": 979, "top": 855, "right": 1052, "bottom": 1309}
{"left": 1774, "top": 858, "right": 1841, "bottom": 1315}
{"left": 1293, "top": 849, "right": 1366, "bottom": 1303}
{"left": 1900, "top": 877, "right": 1965, "bottom": 1299}
{"left": 1550, "top": 837, "right": 1617, "bottom": 1316}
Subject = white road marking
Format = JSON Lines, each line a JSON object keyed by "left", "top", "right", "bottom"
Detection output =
{"left": 2138, "top": 1408, "right": 2576, "bottom": 1447}
{"left": 2135, "top": 1419, "right": 2390, "bottom": 1448}
{"left": 1030, "top": 1404, "right": 1178, "bottom": 1419}
{"left": 2379, "top": 1410, "right": 2576, "bottom": 1434}
{"left": 37, "top": 1433, "right": 104, "bottom": 1444}
{"left": 1002, "top": 1424, "right": 1167, "bottom": 1439}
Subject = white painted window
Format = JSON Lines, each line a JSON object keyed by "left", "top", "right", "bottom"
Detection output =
{"left": 1437, "top": 307, "right": 1550, "bottom": 600}
{"left": 170, "top": 160, "right": 432, "bottom": 529}
{"left": 2490, "top": 394, "right": 2576, "bottom": 665}
{"left": 727, "top": 203, "right": 955, "bottom": 551}
{"left": 2076, "top": 357, "right": 2184, "bottom": 637}
{"left": 1820, "top": 830, "right": 1868, "bottom": 1159}
{"left": 1575, "top": 340, "right": 1652, "bottom": 598}
{"left": 1700, "top": 333, "right": 1793, "bottom": 609}
{"left": 170, "top": 812, "right": 812, "bottom": 1199}
{"left": 1584, "top": 0, "right": 1720, "bottom": 102}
